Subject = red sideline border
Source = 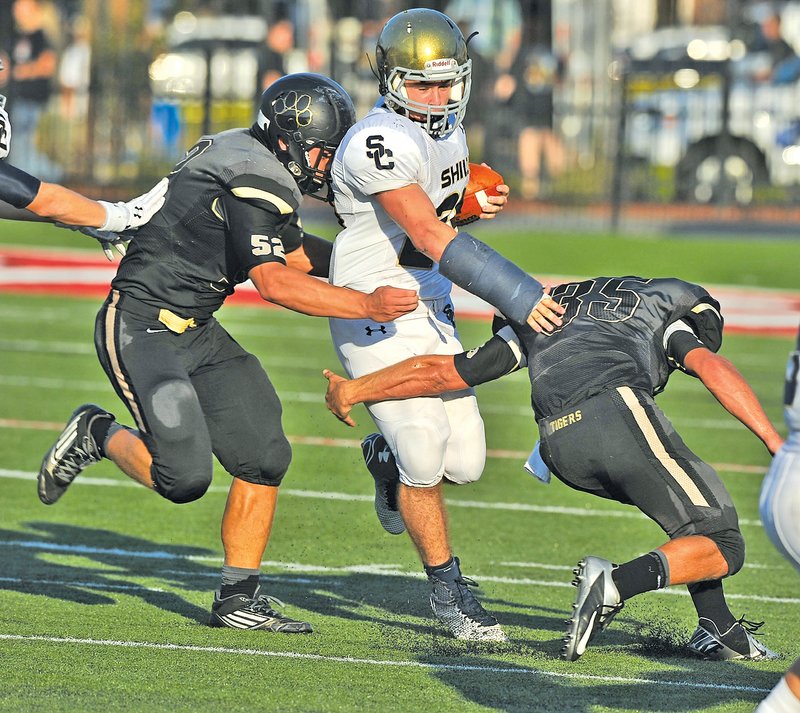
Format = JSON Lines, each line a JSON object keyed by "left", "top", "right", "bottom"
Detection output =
{"left": 1, "top": 247, "right": 798, "bottom": 336}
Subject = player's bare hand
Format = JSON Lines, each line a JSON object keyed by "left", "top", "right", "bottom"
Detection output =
{"left": 526, "top": 289, "right": 565, "bottom": 333}
{"left": 323, "top": 368, "right": 356, "bottom": 427}
{"left": 365, "top": 285, "right": 418, "bottom": 321}
{"left": 479, "top": 178, "right": 509, "bottom": 220}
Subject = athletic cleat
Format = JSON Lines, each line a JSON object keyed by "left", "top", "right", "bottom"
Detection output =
{"left": 687, "top": 617, "right": 780, "bottom": 661}
{"left": 38, "top": 404, "right": 114, "bottom": 505}
{"left": 209, "top": 588, "right": 313, "bottom": 633}
{"left": 361, "top": 433, "right": 405, "bottom": 535}
{"left": 562, "top": 556, "right": 624, "bottom": 661}
{"left": 429, "top": 566, "right": 508, "bottom": 642}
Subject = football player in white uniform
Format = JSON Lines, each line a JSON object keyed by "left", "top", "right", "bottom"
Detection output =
{"left": 328, "top": 8, "right": 564, "bottom": 642}
{"left": 756, "top": 326, "right": 800, "bottom": 712}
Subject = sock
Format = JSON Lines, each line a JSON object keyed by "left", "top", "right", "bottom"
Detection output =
{"left": 219, "top": 566, "right": 260, "bottom": 599}
{"left": 90, "top": 416, "right": 116, "bottom": 458}
{"left": 611, "top": 551, "right": 669, "bottom": 601}
{"left": 425, "top": 556, "right": 460, "bottom": 583}
{"left": 687, "top": 579, "right": 736, "bottom": 630}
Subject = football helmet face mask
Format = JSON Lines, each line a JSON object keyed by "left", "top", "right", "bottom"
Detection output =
{"left": 253, "top": 73, "right": 356, "bottom": 202}
{"left": 376, "top": 9, "right": 472, "bottom": 139}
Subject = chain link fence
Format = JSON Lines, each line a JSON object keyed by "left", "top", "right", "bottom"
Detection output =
{"left": 3, "top": 0, "right": 800, "bottom": 232}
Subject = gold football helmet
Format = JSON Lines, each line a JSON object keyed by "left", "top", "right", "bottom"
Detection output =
{"left": 375, "top": 8, "right": 472, "bottom": 139}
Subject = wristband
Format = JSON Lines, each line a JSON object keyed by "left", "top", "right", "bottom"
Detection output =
{"left": 98, "top": 200, "right": 130, "bottom": 232}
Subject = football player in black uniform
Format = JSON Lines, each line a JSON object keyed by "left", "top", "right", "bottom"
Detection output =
{"left": 36, "top": 73, "right": 418, "bottom": 633}
{"left": 323, "top": 276, "right": 784, "bottom": 658}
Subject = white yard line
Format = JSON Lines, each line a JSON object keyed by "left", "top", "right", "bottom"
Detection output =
{"left": 0, "top": 468, "right": 766, "bottom": 526}
{"left": 0, "top": 634, "right": 775, "bottom": 693}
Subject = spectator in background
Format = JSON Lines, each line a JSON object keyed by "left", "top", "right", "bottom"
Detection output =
{"left": 443, "top": 0, "right": 521, "bottom": 161}
{"left": 58, "top": 15, "right": 91, "bottom": 120}
{"left": 257, "top": 18, "right": 295, "bottom": 95}
{"left": 7, "top": 0, "right": 61, "bottom": 180}
{"left": 497, "top": 46, "right": 566, "bottom": 200}
{"left": 746, "top": 6, "right": 800, "bottom": 84}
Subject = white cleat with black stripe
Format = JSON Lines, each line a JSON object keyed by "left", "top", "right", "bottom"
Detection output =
{"left": 562, "top": 556, "right": 624, "bottom": 661}
{"left": 209, "top": 588, "right": 313, "bottom": 633}
{"left": 38, "top": 404, "right": 113, "bottom": 505}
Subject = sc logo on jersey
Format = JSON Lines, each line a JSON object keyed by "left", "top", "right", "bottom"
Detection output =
{"left": 366, "top": 135, "right": 394, "bottom": 170}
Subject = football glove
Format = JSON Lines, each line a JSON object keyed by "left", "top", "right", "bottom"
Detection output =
{"left": 0, "top": 99, "right": 10, "bottom": 160}
{"left": 54, "top": 222, "right": 128, "bottom": 261}
{"left": 98, "top": 177, "right": 168, "bottom": 232}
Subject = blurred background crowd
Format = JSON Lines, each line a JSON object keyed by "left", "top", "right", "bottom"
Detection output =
{"left": 2, "top": 0, "right": 800, "bottom": 231}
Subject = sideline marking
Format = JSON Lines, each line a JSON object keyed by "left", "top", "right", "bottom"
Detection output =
{"left": 0, "top": 633, "right": 773, "bottom": 693}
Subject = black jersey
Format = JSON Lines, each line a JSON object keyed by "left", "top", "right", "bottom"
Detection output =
{"left": 454, "top": 277, "right": 723, "bottom": 419}
{"left": 113, "top": 128, "right": 305, "bottom": 319}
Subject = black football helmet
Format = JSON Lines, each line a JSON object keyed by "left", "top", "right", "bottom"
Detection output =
{"left": 253, "top": 73, "right": 356, "bottom": 202}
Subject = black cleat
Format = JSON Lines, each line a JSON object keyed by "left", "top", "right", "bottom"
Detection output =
{"left": 209, "top": 588, "right": 313, "bottom": 633}
{"left": 562, "top": 556, "right": 623, "bottom": 661}
{"left": 361, "top": 433, "right": 405, "bottom": 535}
{"left": 687, "top": 617, "right": 779, "bottom": 660}
{"left": 38, "top": 404, "right": 114, "bottom": 505}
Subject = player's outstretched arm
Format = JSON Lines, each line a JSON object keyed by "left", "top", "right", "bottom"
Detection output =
{"left": 684, "top": 347, "right": 784, "bottom": 455}
{"left": 250, "top": 262, "right": 418, "bottom": 321}
{"left": 322, "top": 355, "right": 466, "bottom": 426}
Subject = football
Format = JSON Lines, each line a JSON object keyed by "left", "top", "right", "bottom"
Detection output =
{"left": 453, "top": 163, "right": 505, "bottom": 226}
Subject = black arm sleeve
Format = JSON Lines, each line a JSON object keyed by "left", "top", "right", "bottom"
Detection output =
{"left": 0, "top": 161, "right": 41, "bottom": 209}
{"left": 453, "top": 325, "right": 526, "bottom": 387}
{"left": 665, "top": 319, "right": 709, "bottom": 373}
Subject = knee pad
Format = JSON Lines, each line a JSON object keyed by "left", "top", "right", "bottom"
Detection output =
{"left": 148, "top": 379, "right": 213, "bottom": 503}
{"left": 442, "top": 398, "right": 485, "bottom": 485}
{"left": 393, "top": 422, "right": 449, "bottom": 487}
{"left": 707, "top": 527, "right": 746, "bottom": 577}
{"left": 153, "top": 464, "right": 213, "bottom": 503}
{"left": 234, "top": 435, "right": 292, "bottom": 487}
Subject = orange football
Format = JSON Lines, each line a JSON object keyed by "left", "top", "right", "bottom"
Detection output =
{"left": 454, "top": 163, "right": 504, "bottom": 226}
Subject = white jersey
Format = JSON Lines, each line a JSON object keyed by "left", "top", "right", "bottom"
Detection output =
{"left": 329, "top": 101, "right": 470, "bottom": 301}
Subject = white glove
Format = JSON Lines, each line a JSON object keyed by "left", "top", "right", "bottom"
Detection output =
{"left": 99, "top": 177, "right": 168, "bottom": 232}
{"left": 0, "top": 102, "right": 10, "bottom": 160}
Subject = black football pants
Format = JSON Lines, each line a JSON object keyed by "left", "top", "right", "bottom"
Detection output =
{"left": 94, "top": 290, "right": 291, "bottom": 503}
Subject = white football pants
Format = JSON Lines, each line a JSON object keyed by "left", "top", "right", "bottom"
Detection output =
{"left": 330, "top": 297, "right": 486, "bottom": 488}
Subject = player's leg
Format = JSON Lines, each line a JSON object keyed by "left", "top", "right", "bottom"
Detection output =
{"left": 542, "top": 387, "right": 772, "bottom": 660}
{"left": 191, "top": 330, "right": 308, "bottom": 633}
{"left": 441, "top": 388, "right": 486, "bottom": 485}
{"left": 39, "top": 293, "right": 214, "bottom": 505}
{"left": 369, "top": 395, "right": 506, "bottom": 641}
{"left": 331, "top": 308, "right": 505, "bottom": 640}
